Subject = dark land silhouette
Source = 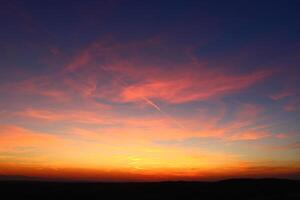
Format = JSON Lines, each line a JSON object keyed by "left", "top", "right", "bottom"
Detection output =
{"left": 0, "top": 178, "right": 299, "bottom": 199}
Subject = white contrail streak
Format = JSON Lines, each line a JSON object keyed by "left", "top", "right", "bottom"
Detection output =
{"left": 141, "top": 96, "right": 185, "bottom": 129}
{"left": 101, "top": 66, "right": 185, "bottom": 129}
{"left": 141, "top": 96, "right": 162, "bottom": 112}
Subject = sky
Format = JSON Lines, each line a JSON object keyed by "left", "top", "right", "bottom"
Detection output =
{"left": 0, "top": 0, "right": 300, "bottom": 181}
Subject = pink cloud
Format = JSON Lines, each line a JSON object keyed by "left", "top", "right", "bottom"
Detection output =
{"left": 65, "top": 48, "right": 91, "bottom": 72}
{"left": 0, "top": 38, "right": 278, "bottom": 144}
{"left": 62, "top": 39, "right": 273, "bottom": 105}
{"left": 119, "top": 70, "right": 270, "bottom": 104}
{"left": 275, "top": 133, "right": 289, "bottom": 139}
{"left": 2, "top": 76, "right": 70, "bottom": 102}
{"left": 270, "top": 89, "right": 294, "bottom": 100}
{"left": 1, "top": 38, "right": 274, "bottom": 113}
{"left": 283, "top": 101, "right": 299, "bottom": 112}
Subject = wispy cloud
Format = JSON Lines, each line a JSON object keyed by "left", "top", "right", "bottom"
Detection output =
{"left": 283, "top": 101, "right": 299, "bottom": 112}
{"left": 270, "top": 89, "right": 295, "bottom": 100}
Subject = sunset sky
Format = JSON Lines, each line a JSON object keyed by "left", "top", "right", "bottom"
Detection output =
{"left": 0, "top": 0, "right": 300, "bottom": 181}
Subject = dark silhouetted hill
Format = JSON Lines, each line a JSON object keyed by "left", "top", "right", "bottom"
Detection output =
{"left": 0, "top": 178, "right": 299, "bottom": 199}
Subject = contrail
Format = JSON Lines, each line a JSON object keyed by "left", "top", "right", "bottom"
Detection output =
{"left": 101, "top": 66, "right": 185, "bottom": 129}
{"left": 141, "top": 96, "right": 185, "bottom": 129}
{"left": 141, "top": 96, "right": 162, "bottom": 112}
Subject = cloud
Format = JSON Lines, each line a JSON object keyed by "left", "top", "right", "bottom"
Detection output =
{"left": 120, "top": 70, "right": 271, "bottom": 104}
{"left": 234, "top": 103, "right": 263, "bottom": 120}
{"left": 62, "top": 39, "right": 273, "bottom": 105}
{"left": 15, "top": 107, "right": 181, "bottom": 131}
{"left": 275, "top": 133, "right": 289, "bottom": 139}
{"left": 272, "top": 141, "right": 300, "bottom": 150}
{"left": 1, "top": 76, "right": 69, "bottom": 102}
{"left": 283, "top": 101, "right": 299, "bottom": 112}
{"left": 270, "top": 89, "right": 295, "bottom": 100}
{"left": 0, "top": 125, "right": 62, "bottom": 151}
{"left": 186, "top": 102, "right": 272, "bottom": 141}
{"left": 228, "top": 131, "right": 270, "bottom": 141}
{"left": 16, "top": 108, "right": 114, "bottom": 125}
{"left": 179, "top": 128, "right": 271, "bottom": 142}
{"left": 0, "top": 125, "right": 250, "bottom": 181}
{"left": 51, "top": 102, "right": 271, "bottom": 142}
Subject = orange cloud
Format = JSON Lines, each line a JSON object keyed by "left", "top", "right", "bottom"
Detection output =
{"left": 271, "top": 141, "right": 300, "bottom": 150}
{"left": 228, "top": 131, "right": 270, "bottom": 141}
{"left": 179, "top": 102, "right": 272, "bottom": 141}
{"left": 16, "top": 108, "right": 113, "bottom": 125}
{"left": 0, "top": 124, "right": 251, "bottom": 180}
{"left": 0, "top": 125, "right": 62, "bottom": 151}
{"left": 13, "top": 101, "right": 272, "bottom": 143}
{"left": 190, "top": 127, "right": 271, "bottom": 141}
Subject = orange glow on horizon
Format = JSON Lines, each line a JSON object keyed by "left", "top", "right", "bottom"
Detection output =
{"left": 0, "top": 124, "right": 299, "bottom": 181}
